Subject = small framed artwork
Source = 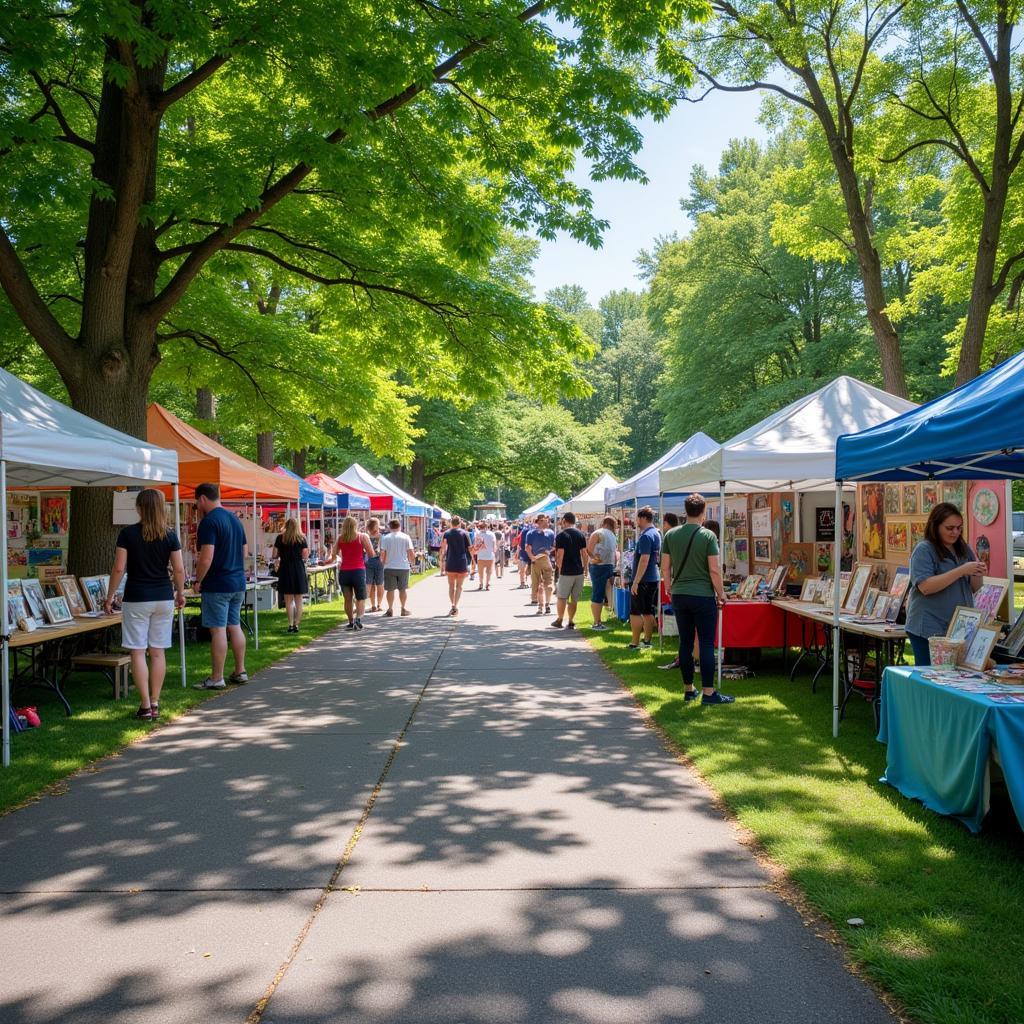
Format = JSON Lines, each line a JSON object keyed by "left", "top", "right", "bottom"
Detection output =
{"left": 1003, "top": 607, "right": 1024, "bottom": 657}
{"left": 946, "top": 605, "right": 986, "bottom": 648}
{"left": 768, "top": 565, "right": 788, "bottom": 594}
{"left": 751, "top": 508, "right": 772, "bottom": 538}
{"left": 910, "top": 519, "right": 926, "bottom": 549}
{"left": 800, "top": 578, "right": 818, "bottom": 601}
{"left": 753, "top": 537, "right": 771, "bottom": 563}
{"left": 737, "top": 575, "right": 763, "bottom": 600}
{"left": 921, "top": 482, "right": 939, "bottom": 516}
{"left": 861, "top": 588, "right": 880, "bottom": 617}
{"left": 813, "top": 542, "right": 833, "bottom": 575}
{"left": 80, "top": 575, "right": 109, "bottom": 613}
{"left": 901, "top": 483, "right": 919, "bottom": 515}
{"left": 942, "top": 480, "right": 966, "bottom": 511}
{"left": 20, "top": 578, "right": 47, "bottom": 622}
{"left": 842, "top": 563, "right": 873, "bottom": 614}
{"left": 884, "top": 484, "right": 901, "bottom": 515}
{"left": 886, "top": 520, "right": 908, "bottom": 553}
{"left": 960, "top": 622, "right": 1000, "bottom": 671}
{"left": 6, "top": 597, "right": 24, "bottom": 633}
{"left": 57, "top": 576, "right": 88, "bottom": 617}
{"left": 44, "top": 595, "right": 74, "bottom": 625}
{"left": 781, "top": 542, "right": 814, "bottom": 583}
{"left": 973, "top": 580, "right": 1009, "bottom": 623}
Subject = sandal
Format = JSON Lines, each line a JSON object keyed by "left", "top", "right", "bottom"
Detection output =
{"left": 134, "top": 706, "right": 154, "bottom": 720}
{"left": 150, "top": 702, "right": 160, "bottom": 718}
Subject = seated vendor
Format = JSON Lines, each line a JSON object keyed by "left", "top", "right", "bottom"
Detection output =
{"left": 905, "top": 501, "right": 985, "bottom": 665}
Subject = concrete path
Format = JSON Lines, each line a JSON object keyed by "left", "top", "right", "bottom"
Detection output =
{"left": 0, "top": 575, "right": 896, "bottom": 1024}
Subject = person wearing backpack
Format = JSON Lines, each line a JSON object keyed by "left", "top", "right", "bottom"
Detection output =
{"left": 661, "top": 493, "right": 734, "bottom": 705}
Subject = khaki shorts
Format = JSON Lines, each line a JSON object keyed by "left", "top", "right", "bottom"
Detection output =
{"left": 556, "top": 573, "right": 584, "bottom": 602}
{"left": 530, "top": 556, "right": 553, "bottom": 587}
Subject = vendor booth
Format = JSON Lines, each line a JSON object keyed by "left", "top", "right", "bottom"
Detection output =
{"left": 519, "top": 492, "right": 564, "bottom": 519}
{"left": 659, "top": 377, "right": 917, "bottom": 685}
{"left": 335, "top": 464, "right": 401, "bottom": 513}
{"left": 147, "top": 404, "right": 299, "bottom": 650}
{"left": 2, "top": 371, "right": 180, "bottom": 766}
{"left": 558, "top": 473, "right": 619, "bottom": 525}
{"left": 273, "top": 466, "right": 338, "bottom": 558}
{"left": 834, "top": 350, "right": 1024, "bottom": 830}
{"left": 373, "top": 475, "right": 430, "bottom": 548}
{"left": 604, "top": 434, "right": 718, "bottom": 510}
{"left": 305, "top": 472, "right": 372, "bottom": 513}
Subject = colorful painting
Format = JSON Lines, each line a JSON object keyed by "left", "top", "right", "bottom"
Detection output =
{"left": 946, "top": 605, "right": 985, "bottom": 647}
{"left": 860, "top": 484, "right": 885, "bottom": 560}
{"left": 901, "top": 483, "right": 919, "bottom": 515}
{"left": 971, "top": 487, "right": 999, "bottom": 527}
{"left": 942, "top": 480, "right": 966, "bottom": 512}
{"left": 973, "top": 581, "right": 1008, "bottom": 622}
{"left": 734, "top": 536, "right": 749, "bottom": 570}
{"left": 40, "top": 494, "right": 69, "bottom": 534}
{"left": 753, "top": 537, "right": 771, "bottom": 563}
{"left": 884, "top": 484, "right": 901, "bottom": 515}
{"left": 57, "top": 576, "right": 87, "bottom": 617}
{"left": 44, "top": 595, "right": 73, "bottom": 625}
{"left": 921, "top": 483, "right": 939, "bottom": 515}
{"left": 80, "top": 575, "right": 109, "bottom": 613}
{"left": 886, "top": 520, "right": 908, "bottom": 553}
{"left": 27, "top": 548, "right": 62, "bottom": 566}
{"left": 781, "top": 542, "right": 814, "bottom": 583}
{"left": 910, "top": 519, "right": 926, "bottom": 550}
{"left": 814, "top": 542, "right": 833, "bottom": 574}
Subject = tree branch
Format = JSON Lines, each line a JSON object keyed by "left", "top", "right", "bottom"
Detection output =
{"left": 29, "top": 72, "right": 96, "bottom": 154}
{"left": 157, "top": 50, "right": 237, "bottom": 113}
{"left": 992, "top": 248, "right": 1024, "bottom": 298}
{"left": 685, "top": 63, "right": 816, "bottom": 111}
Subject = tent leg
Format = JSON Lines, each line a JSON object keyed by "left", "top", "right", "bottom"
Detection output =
{"left": 1006, "top": 481, "right": 1016, "bottom": 621}
{"left": 832, "top": 481, "right": 843, "bottom": 738}
{"left": 658, "top": 492, "right": 664, "bottom": 652}
{"left": 2, "top": 461, "right": 9, "bottom": 768}
{"left": 253, "top": 489, "right": 259, "bottom": 650}
{"left": 174, "top": 485, "right": 186, "bottom": 688}
{"left": 717, "top": 480, "right": 725, "bottom": 689}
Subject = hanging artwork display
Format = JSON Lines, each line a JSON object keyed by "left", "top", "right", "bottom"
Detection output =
{"left": 901, "top": 483, "right": 919, "bottom": 515}
{"left": 942, "top": 480, "right": 966, "bottom": 511}
{"left": 921, "top": 483, "right": 939, "bottom": 516}
{"left": 753, "top": 537, "right": 771, "bottom": 563}
{"left": 886, "top": 520, "right": 908, "bottom": 553}
{"left": 40, "top": 493, "right": 69, "bottom": 534}
{"left": 751, "top": 508, "right": 771, "bottom": 538}
{"left": 884, "top": 485, "right": 901, "bottom": 515}
{"left": 781, "top": 542, "right": 814, "bottom": 583}
{"left": 814, "top": 542, "right": 833, "bottom": 575}
{"left": 860, "top": 484, "right": 885, "bottom": 559}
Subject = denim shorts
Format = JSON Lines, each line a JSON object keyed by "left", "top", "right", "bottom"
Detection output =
{"left": 338, "top": 568, "right": 368, "bottom": 601}
{"left": 201, "top": 590, "right": 244, "bottom": 629}
{"left": 365, "top": 557, "right": 384, "bottom": 586}
{"left": 588, "top": 564, "right": 614, "bottom": 603}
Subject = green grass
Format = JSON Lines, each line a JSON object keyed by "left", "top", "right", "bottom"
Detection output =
{"left": 0, "top": 571, "right": 434, "bottom": 814}
{"left": 579, "top": 591, "right": 1024, "bottom": 1024}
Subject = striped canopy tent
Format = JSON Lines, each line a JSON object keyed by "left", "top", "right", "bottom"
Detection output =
{"left": 305, "top": 472, "right": 371, "bottom": 511}
{"left": 335, "top": 464, "right": 399, "bottom": 512}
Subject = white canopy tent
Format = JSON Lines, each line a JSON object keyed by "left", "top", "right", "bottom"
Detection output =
{"left": 558, "top": 473, "right": 619, "bottom": 516}
{"left": 0, "top": 369, "right": 180, "bottom": 767}
{"left": 336, "top": 463, "right": 395, "bottom": 501}
{"left": 519, "top": 492, "right": 564, "bottom": 519}
{"left": 604, "top": 433, "right": 718, "bottom": 508}
{"left": 657, "top": 377, "right": 917, "bottom": 689}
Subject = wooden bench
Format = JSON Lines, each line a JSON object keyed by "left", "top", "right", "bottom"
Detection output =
{"left": 70, "top": 653, "right": 133, "bottom": 701}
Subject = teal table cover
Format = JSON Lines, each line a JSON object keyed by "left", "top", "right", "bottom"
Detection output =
{"left": 878, "top": 666, "right": 1024, "bottom": 833}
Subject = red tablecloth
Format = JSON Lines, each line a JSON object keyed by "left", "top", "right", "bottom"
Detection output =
{"left": 662, "top": 596, "right": 827, "bottom": 649}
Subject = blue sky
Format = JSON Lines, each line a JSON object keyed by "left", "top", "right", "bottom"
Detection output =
{"left": 529, "top": 90, "right": 767, "bottom": 304}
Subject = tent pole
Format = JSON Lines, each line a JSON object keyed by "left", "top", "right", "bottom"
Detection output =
{"left": 2, "top": 461, "right": 9, "bottom": 767}
{"left": 253, "top": 489, "right": 259, "bottom": 650}
{"left": 832, "top": 481, "right": 843, "bottom": 738}
{"left": 1006, "top": 481, "right": 1016, "bottom": 620}
{"left": 658, "top": 491, "right": 664, "bottom": 652}
{"left": 174, "top": 484, "right": 186, "bottom": 688}
{"left": 717, "top": 480, "right": 725, "bottom": 689}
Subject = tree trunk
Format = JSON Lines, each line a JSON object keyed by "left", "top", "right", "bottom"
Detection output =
{"left": 256, "top": 431, "right": 275, "bottom": 468}
{"left": 410, "top": 457, "right": 426, "bottom": 498}
{"left": 291, "top": 448, "right": 307, "bottom": 477}
{"left": 196, "top": 387, "right": 219, "bottom": 441}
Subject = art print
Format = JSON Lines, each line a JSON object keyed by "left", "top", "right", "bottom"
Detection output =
{"left": 971, "top": 487, "right": 999, "bottom": 527}
{"left": 800, "top": 578, "right": 818, "bottom": 601}
{"left": 884, "top": 485, "right": 901, "bottom": 515}
{"left": 751, "top": 509, "right": 772, "bottom": 538}
{"left": 753, "top": 537, "right": 771, "bottom": 563}
{"left": 860, "top": 484, "right": 885, "bottom": 560}
{"left": 942, "top": 480, "right": 966, "bottom": 511}
{"left": 734, "top": 537, "right": 749, "bottom": 570}
{"left": 885, "top": 520, "right": 908, "bottom": 553}
{"left": 862, "top": 588, "right": 881, "bottom": 617}
{"left": 20, "top": 578, "right": 47, "bottom": 621}
{"left": 910, "top": 519, "right": 926, "bottom": 550}
{"left": 6, "top": 597, "right": 25, "bottom": 632}
{"left": 814, "top": 542, "right": 833, "bottom": 575}
{"left": 44, "top": 595, "right": 73, "bottom": 625}
{"left": 921, "top": 483, "right": 939, "bottom": 516}
{"left": 842, "top": 563, "right": 872, "bottom": 613}
{"left": 57, "top": 576, "right": 87, "bottom": 617}
{"left": 40, "top": 493, "right": 69, "bottom": 534}
{"left": 1003, "top": 608, "right": 1024, "bottom": 657}
{"left": 80, "top": 575, "right": 109, "bottom": 613}
{"left": 769, "top": 565, "right": 788, "bottom": 594}
{"left": 901, "top": 483, "right": 919, "bottom": 515}
{"left": 946, "top": 605, "right": 985, "bottom": 648}
{"left": 973, "top": 581, "right": 1008, "bottom": 623}
{"left": 960, "top": 623, "right": 1000, "bottom": 671}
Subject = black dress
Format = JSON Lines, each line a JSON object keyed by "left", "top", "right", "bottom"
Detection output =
{"left": 274, "top": 536, "right": 309, "bottom": 595}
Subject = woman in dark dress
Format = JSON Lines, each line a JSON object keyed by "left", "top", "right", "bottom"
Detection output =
{"left": 274, "top": 518, "right": 309, "bottom": 633}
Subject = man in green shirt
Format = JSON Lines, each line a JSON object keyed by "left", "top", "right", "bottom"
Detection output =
{"left": 660, "top": 494, "right": 734, "bottom": 705}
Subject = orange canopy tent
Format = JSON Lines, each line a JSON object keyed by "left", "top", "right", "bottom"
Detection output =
{"left": 147, "top": 404, "right": 299, "bottom": 501}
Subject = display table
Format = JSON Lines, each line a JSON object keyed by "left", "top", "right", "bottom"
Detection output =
{"left": 878, "top": 666, "right": 1024, "bottom": 833}
{"left": 306, "top": 561, "right": 339, "bottom": 603}
{"left": 718, "top": 600, "right": 785, "bottom": 648}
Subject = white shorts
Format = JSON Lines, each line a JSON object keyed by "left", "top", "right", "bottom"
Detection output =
{"left": 121, "top": 600, "right": 175, "bottom": 650}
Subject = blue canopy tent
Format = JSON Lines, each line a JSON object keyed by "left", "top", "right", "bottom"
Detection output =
{"left": 274, "top": 466, "right": 339, "bottom": 557}
{"left": 828, "top": 349, "right": 1024, "bottom": 736}
{"left": 519, "top": 492, "right": 564, "bottom": 519}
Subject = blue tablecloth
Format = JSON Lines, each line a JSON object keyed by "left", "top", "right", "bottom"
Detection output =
{"left": 878, "top": 666, "right": 1024, "bottom": 833}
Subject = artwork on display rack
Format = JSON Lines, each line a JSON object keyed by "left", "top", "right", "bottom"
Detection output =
{"left": 921, "top": 483, "right": 939, "bottom": 516}
{"left": 972, "top": 580, "right": 1009, "bottom": 623}
{"left": 860, "top": 484, "right": 885, "bottom": 559}
{"left": 44, "top": 595, "right": 74, "bottom": 625}
{"left": 80, "top": 575, "right": 110, "bottom": 613}
{"left": 946, "top": 605, "right": 986, "bottom": 648}
{"left": 861, "top": 588, "right": 881, "bottom": 617}
{"left": 736, "top": 575, "right": 763, "bottom": 600}
{"left": 768, "top": 565, "right": 788, "bottom": 594}
{"left": 6, "top": 597, "right": 25, "bottom": 633}
{"left": 1003, "top": 607, "right": 1024, "bottom": 657}
{"left": 40, "top": 493, "right": 69, "bottom": 534}
{"left": 884, "top": 485, "right": 901, "bottom": 515}
{"left": 888, "top": 569, "right": 910, "bottom": 620}
{"left": 942, "top": 480, "right": 966, "bottom": 511}
{"left": 27, "top": 547, "right": 62, "bottom": 566}
{"left": 781, "top": 542, "right": 814, "bottom": 583}
{"left": 752, "top": 495, "right": 770, "bottom": 510}
{"left": 57, "top": 576, "right": 88, "bottom": 617}
{"left": 799, "top": 578, "right": 818, "bottom": 602}
{"left": 751, "top": 509, "right": 772, "bottom": 538}
{"left": 781, "top": 499, "right": 794, "bottom": 542}
{"left": 814, "top": 542, "right": 833, "bottom": 575}
{"left": 20, "top": 578, "right": 47, "bottom": 622}
{"left": 885, "top": 520, "right": 908, "bottom": 553}
{"left": 970, "top": 487, "right": 999, "bottom": 527}
{"left": 753, "top": 538, "right": 771, "bottom": 563}
{"left": 960, "top": 623, "right": 1000, "bottom": 671}
{"left": 910, "top": 519, "right": 926, "bottom": 550}
{"left": 842, "top": 563, "right": 872, "bottom": 614}
{"left": 815, "top": 507, "right": 836, "bottom": 542}
{"left": 734, "top": 536, "right": 749, "bottom": 570}
{"left": 6, "top": 579, "right": 24, "bottom": 610}
{"left": 901, "top": 483, "right": 919, "bottom": 515}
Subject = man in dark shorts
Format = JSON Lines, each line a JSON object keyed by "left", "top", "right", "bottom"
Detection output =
{"left": 551, "top": 512, "right": 589, "bottom": 629}
{"left": 628, "top": 505, "right": 661, "bottom": 650}
{"left": 439, "top": 515, "right": 472, "bottom": 616}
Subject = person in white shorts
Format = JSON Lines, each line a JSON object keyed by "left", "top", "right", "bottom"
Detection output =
{"left": 472, "top": 523, "right": 498, "bottom": 591}
{"left": 380, "top": 518, "right": 416, "bottom": 616}
{"left": 105, "top": 488, "right": 187, "bottom": 721}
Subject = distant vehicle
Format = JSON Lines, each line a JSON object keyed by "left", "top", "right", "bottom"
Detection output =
{"left": 1013, "top": 511, "right": 1024, "bottom": 560}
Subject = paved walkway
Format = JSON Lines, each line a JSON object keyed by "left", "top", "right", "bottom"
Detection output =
{"left": 0, "top": 574, "right": 895, "bottom": 1023}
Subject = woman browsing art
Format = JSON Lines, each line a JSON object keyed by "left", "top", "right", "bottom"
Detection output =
{"left": 905, "top": 501, "right": 984, "bottom": 665}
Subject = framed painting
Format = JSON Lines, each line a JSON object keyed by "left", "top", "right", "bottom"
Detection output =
{"left": 753, "top": 537, "right": 771, "bottom": 563}
{"left": 814, "top": 542, "right": 833, "bottom": 575}
{"left": 20, "top": 578, "right": 47, "bottom": 622}
{"left": 781, "top": 542, "right": 814, "bottom": 583}
{"left": 921, "top": 482, "right": 939, "bottom": 516}
{"left": 884, "top": 484, "right": 901, "bottom": 515}
{"left": 842, "top": 563, "right": 872, "bottom": 614}
{"left": 901, "top": 483, "right": 919, "bottom": 515}
{"left": 1003, "top": 607, "right": 1024, "bottom": 657}
{"left": 946, "top": 605, "right": 986, "bottom": 648}
{"left": 910, "top": 519, "right": 926, "bottom": 550}
{"left": 44, "top": 595, "right": 74, "bottom": 625}
{"left": 57, "top": 575, "right": 88, "bottom": 617}
{"left": 860, "top": 484, "right": 885, "bottom": 559}
{"left": 80, "top": 575, "right": 109, "bottom": 613}
{"left": 960, "top": 623, "right": 999, "bottom": 671}
{"left": 973, "top": 580, "right": 1008, "bottom": 623}
{"left": 886, "top": 520, "right": 908, "bottom": 553}
{"left": 942, "top": 480, "right": 966, "bottom": 511}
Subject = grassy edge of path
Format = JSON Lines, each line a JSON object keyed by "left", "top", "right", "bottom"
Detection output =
{"left": 0, "top": 570, "right": 435, "bottom": 815}
{"left": 576, "top": 590, "right": 1023, "bottom": 1024}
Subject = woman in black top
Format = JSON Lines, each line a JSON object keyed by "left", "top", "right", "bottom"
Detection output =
{"left": 105, "top": 488, "right": 186, "bottom": 721}
{"left": 274, "top": 518, "right": 309, "bottom": 634}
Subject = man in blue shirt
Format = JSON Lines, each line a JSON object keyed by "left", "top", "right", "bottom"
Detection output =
{"left": 629, "top": 506, "right": 662, "bottom": 650}
{"left": 525, "top": 513, "right": 556, "bottom": 614}
{"left": 193, "top": 482, "right": 249, "bottom": 690}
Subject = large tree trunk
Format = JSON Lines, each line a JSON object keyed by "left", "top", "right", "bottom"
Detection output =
{"left": 410, "top": 457, "right": 426, "bottom": 498}
{"left": 256, "top": 431, "right": 275, "bottom": 468}
{"left": 291, "top": 448, "right": 307, "bottom": 477}
{"left": 196, "top": 387, "right": 219, "bottom": 441}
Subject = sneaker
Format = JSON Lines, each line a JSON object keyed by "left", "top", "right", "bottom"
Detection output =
{"left": 401, "top": 608, "right": 411, "bottom": 616}
{"left": 627, "top": 644, "right": 641, "bottom": 650}
{"left": 701, "top": 691, "right": 736, "bottom": 705}
{"left": 550, "top": 619, "right": 564, "bottom": 629}
{"left": 229, "top": 671, "right": 249, "bottom": 685}
{"left": 659, "top": 659, "right": 680, "bottom": 671}
{"left": 536, "top": 606, "right": 544, "bottom": 615}
{"left": 544, "top": 605, "right": 551, "bottom": 615}
{"left": 355, "top": 618, "right": 364, "bottom": 631}
{"left": 383, "top": 609, "right": 394, "bottom": 617}
{"left": 193, "top": 678, "right": 226, "bottom": 690}
{"left": 345, "top": 621, "right": 356, "bottom": 630}
{"left": 640, "top": 640, "right": 652, "bottom": 649}
{"left": 591, "top": 622, "right": 608, "bottom": 631}
{"left": 566, "top": 622, "right": 575, "bottom": 630}
{"left": 684, "top": 689, "right": 701, "bottom": 702}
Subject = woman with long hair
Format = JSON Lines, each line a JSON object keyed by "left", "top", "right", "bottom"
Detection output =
{"left": 333, "top": 516, "right": 375, "bottom": 630}
{"left": 364, "top": 517, "right": 385, "bottom": 612}
{"left": 105, "top": 488, "right": 186, "bottom": 721}
{"left": 274, "top": 517, "right": 309, "bottom": 633}
{"left": 905, "top": 501, "right": 985, "bottom": 665}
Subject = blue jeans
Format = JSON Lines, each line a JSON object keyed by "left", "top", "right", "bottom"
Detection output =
{"left": 906, "top": 631, "right": 931, "bottom": 666}
{"left": 671, "top": 594, "right": 718, "bottom": 688}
